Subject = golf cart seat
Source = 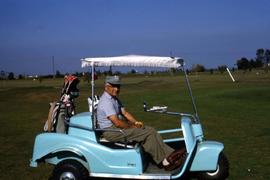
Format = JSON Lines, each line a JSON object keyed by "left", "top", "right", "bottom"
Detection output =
{"left": 88, "top": 95, "right": 138, "bottom": 149}
{"left": 88, "top": 95, "right": 100, "bottom": 114}
{"left": 99, "top": 136, "right": 138, "bottom": 149}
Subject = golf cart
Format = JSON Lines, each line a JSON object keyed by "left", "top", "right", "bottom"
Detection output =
{"left": 30, "top": 55, "right": 229, "bottom": 179}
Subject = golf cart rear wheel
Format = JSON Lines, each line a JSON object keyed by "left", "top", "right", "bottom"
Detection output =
{"left": 197, "top": 152, "right": 229, "bottom": 180}
{"left": 52, "top": 159, "right": 89, "bottom": 180}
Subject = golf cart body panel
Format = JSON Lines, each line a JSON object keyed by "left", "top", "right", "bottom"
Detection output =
{"left": 68, "top": 112, "right": 96, "bottom": 141}
{"left": 181, "top": 117, "right": 224, "bottom": 171}
{"left": 31, "top": 113, "right": 145, "bottom": 175}
{"left": 190, "top": 141, "right": 224, "bottom": 171}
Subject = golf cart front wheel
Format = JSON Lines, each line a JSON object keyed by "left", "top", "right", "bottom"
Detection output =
{"left": 52, "top": 159, "right": 89, "bottom": 180}
{"left": 197, "top": 152, "right": 229, "bottom": 180}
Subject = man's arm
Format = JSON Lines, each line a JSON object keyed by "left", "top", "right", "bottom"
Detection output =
{"left": 108, "top": 114, "right": 136, "bottom": 129}
{"left": 121, "top": 109, "right": 144, "bottom": 128}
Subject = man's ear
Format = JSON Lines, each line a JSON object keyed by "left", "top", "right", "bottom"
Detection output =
{"left": 105, "top": 85, "right": 109, "bottom": 92}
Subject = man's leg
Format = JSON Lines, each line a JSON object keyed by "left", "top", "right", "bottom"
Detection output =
{"left": 103, "top": 126, "right": 174, "bottom": 164}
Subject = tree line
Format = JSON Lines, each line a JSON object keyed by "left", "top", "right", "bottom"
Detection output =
{"left": 191, "top": 48, "right": 270, "bottom": 73}
{"left": 236, "top": 48, "right": 269, "bottom": 71}
{"left": 1, "top": 48, "right": 269, "bottom": 80}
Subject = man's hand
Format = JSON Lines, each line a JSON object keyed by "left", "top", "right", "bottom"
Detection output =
{"left": 134, "top": 121, "right": 144, "bottom": 128}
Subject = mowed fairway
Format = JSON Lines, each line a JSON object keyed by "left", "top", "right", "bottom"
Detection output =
{"left": 0, "top": 72, "right": 269, "bottom": 179}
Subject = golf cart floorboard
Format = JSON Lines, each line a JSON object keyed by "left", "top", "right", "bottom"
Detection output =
{"left": 144, "top": 162, "right": 181, "bottom": 175}
{"left": 142, "top": 141, "right": 186, "bottom": 175}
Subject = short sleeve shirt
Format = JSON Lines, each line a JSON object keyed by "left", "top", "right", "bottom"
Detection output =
{"left": 97, "top": 91, "right": 124, "bottom": 129}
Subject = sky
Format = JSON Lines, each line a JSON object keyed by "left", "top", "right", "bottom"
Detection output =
{"left": 1, "top": 0, "right": 270, "bottom": 75}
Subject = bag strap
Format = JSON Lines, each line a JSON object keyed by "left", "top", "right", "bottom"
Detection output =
{"left": 46, "top": 102, "right": 57, "bottom": 132}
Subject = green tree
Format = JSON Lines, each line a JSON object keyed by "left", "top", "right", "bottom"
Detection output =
{"left": 265, "top": 49, "right": 270, "bottom": 64}
{"left": 236, "top": 57, "right": 249, "bottom": 70}
{"left": 55, "top": 70, "right": 62, "bottom": 78}
{"left": 18, "top": 74, "right": 24, "bottom": 79}
{"left": 8, "top": 72, "right": 15, "bottom": 80}
{"left": 217, "top": 65, "right": 227, "bottom": 74}
{"left": 256, "top": 48, "right": 265, "bottom": 62}
{"left": 191, "top": 64, "right": 205, "bottom": 72}
{"left": 256, "top": 48, "right": 270, "bottom": 65}
{"left": 255, "top": 59, "right": 263, "bottom": 68}
{"left": 249, "top": 59, "right": 255, "bottom": 69}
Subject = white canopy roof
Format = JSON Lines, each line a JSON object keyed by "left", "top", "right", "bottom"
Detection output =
{"left": 81, "top": 55, "right": 184, "bottom": 68}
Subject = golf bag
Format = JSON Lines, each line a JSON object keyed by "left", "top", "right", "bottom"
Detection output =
{"left": 44, "top": 75, "right": 80, "bottom": 133}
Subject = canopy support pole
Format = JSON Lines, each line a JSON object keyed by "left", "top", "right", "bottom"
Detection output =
{"left": 91, "top": 62, "right": 95, "bottom": 128}
{"left": 183, "top": 67, "right": 200, "bottom": 121}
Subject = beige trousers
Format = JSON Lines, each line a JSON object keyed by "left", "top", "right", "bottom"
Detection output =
{"left": 103, "top": 126, "right": 174, "bottom": 164}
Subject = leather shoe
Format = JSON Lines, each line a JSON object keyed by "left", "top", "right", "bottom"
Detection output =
{"left": 164, "top": 148, "right": 186, "bottom": 171}
{"left": 164, "top": 161, "right": 181, "bottom": 171}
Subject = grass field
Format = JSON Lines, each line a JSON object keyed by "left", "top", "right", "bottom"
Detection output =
{"left": 0, "top": 71, "right": 270, "bottom": 179}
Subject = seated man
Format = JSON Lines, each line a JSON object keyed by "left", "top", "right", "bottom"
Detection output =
{"left": 97, "top": 75, "right": 183, "bottom": 171}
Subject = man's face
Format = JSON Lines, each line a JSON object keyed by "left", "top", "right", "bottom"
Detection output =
{"left": 105, "top": 83, "right": 120, "bottom": 97}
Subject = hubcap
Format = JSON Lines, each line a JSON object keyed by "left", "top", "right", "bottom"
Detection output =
{"left": 60, "top": 172, "right": 76, "bottom": 180}
{"left": 206, "top": 165, "right": 220, "bottom": 176}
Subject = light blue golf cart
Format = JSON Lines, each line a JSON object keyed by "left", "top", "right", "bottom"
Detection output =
{"left": 30, "top": 55, "right": 229, "bottom": 180}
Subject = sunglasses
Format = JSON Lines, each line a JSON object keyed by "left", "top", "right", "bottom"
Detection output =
{"left": 107, "top": 83, "right": 121, "bottom": 89}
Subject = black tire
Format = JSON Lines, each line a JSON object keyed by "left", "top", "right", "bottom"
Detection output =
{"left": 197, "top": 152, "right": 229, "bottom": 180}
{"left": 52, "top": 159, "right": 89, "bottom": 180}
